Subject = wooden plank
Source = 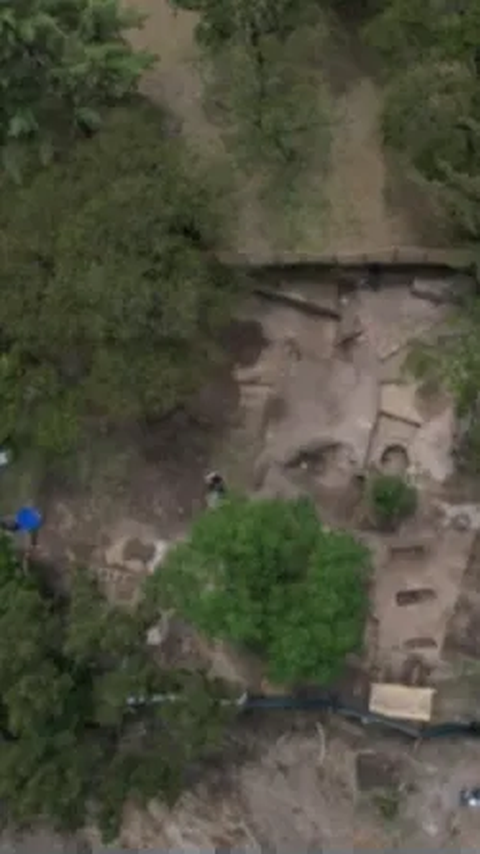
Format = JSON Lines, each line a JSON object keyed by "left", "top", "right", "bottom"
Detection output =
{"left": 369, "top": 683, "right": 435, "bottom": 722}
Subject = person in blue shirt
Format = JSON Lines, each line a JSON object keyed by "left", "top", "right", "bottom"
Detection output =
{"left": 0, "top": 506, "right": 43, "bottom": 547}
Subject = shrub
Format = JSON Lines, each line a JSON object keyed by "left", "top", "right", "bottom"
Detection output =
{"left": 368, "top": 473, "right": 417, "bottom": 530}
{"left": 148, "top": 495, "right": 371, "bottom": 684}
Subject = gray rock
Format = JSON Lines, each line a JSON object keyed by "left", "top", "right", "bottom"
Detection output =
{"left": 411, "top": 275, "right": 475, "bottom": 305}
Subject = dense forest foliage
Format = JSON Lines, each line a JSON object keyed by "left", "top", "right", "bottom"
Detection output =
{"left": 0, "top": 538, "right": 227, "bottom": 839}
{"left": 366, "top": 0, "right": 480, "bottom": 240}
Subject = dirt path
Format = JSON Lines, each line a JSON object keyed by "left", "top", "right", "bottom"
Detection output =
{"left": 126, "top": 0, "right": 448, "bottom": 255}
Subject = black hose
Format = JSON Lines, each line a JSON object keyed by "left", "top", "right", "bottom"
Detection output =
{"left": 242, "top": 694, "right": 480, "bottom": 740}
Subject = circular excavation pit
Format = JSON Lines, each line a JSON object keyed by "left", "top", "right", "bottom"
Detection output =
{"left": 380, "top": 444, "right": 409, "bottom": 476}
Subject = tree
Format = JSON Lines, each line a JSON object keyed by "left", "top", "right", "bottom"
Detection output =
{"left": 365, "top": 0, "right": 480, "bottom": 239}
{"left": 0, "top": 100, "right": 235, "bottom": 455}
{"left": 148, "top": 495, "right": 371, "bottom": 684}
{"left": 170, "top": 0, "right": 312, "bottom": 51}
{"left": 172, "top": 0, "right": 330, "bottom": 218}
{"left": 0, "top": 536, "right": 227, "bottom": 840}
{"left": 407, "top": 300, "right": 480, "bottom": 470}
{"left": 0, "top": 0, "right": 153, "bottom": 172}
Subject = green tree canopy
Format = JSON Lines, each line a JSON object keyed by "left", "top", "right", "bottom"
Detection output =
{"left": 171, "top": 0, "right": 330, "bottom": 221}
{"left": 148, "top": 495, "right": 371, "bottom": 684}
{"left": 170, "top": 0, "right": 312, "bottom": 51}
{"left": 0, "top": 0, "right": 153, "bottom": 171}
{"left": 0, "top": 536, "right": 227, "bottom": 840}
{"left": 365, "top": 0, "right": 480, "bottom": 239}
{"left": 0, "top": 100, "right": 235, "bottom": 455}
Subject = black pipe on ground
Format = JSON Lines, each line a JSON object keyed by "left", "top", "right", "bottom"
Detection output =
{"left": 242, "top": 694, "right": 480, "bottom": 740}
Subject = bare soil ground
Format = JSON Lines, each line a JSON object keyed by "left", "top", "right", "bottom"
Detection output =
{"left": 34, "top": 319, "right": 266, "bottom": 596}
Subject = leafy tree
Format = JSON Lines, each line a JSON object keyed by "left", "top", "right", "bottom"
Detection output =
{"left": 0, "top": 536, "right": 227, "bottom": 840}
{"left": 0, "top": 0, "right": 153, "bottom": 172}
{"left": 170, "top": 0, "right": 310, "bottom": 51}
{"left": 365, "top": 0, "right": 480, "bottom": 239}
{"left": 0, "top": 100, "right": 235, "bottom": 456}
{"left": 148, "top": 495, "right": 370, "bottom": 684}
{"left": 172, "top": 0, "right": 330, "bottom": 216}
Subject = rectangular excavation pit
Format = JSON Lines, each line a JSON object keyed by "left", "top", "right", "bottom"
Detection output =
{"left": 396, "top": 588, "right": 437, "bottom": 606}
{"left": 389, "top": 540, "right": 429, "bottom": 559}
{"left": 403, "top": 637, "right": 438, "bottom": 650}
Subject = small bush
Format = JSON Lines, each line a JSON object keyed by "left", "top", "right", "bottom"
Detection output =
{"left": 368, "top": 474, "right": 417, "bottom": 530}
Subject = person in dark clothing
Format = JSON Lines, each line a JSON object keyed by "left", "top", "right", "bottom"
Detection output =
{"left": 205, "top": 472, "right": 227, "bottom": 508}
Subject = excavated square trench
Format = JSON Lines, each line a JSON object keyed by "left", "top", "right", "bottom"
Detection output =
{"left": 228, "top": 274, "right": 480, "bottom": 686}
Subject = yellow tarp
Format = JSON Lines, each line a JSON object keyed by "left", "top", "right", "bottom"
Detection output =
{"left": 369, "top": 683, "right": 435, "bottom": 722}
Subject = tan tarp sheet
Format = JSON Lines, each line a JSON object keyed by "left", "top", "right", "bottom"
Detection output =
{"left": 369, "top": 683, "right": 435, "bottom": 722}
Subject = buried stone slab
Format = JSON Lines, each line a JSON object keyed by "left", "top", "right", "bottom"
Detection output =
{"left": 380, "top": 383, "right": 423, "bottom": 427}
{"left": 411, "top": 274, "right": 475, "bottom": 305}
